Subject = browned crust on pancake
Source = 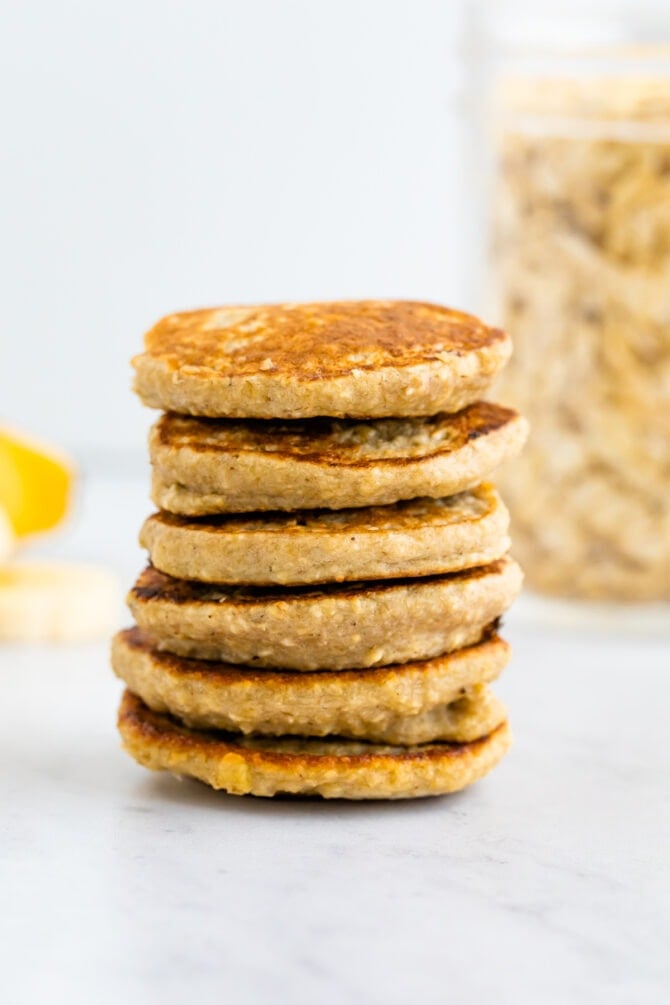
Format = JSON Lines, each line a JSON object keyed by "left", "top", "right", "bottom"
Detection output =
{"left": 137, "top": 301, "right": 508, "bottom": 381}
{"left": 144, "top": 488, "right": 500, "bottom": 536}
{"left": 132, "top": 301, "right": 512, "bottom": 419}
{"left": 112, "top": 627, "right": 509, "bottom": 743}
{"left": 119, "top": 690, "right": 505, "bottom": 766}
{"left": 130, "top": 560, "right": 504, "bottom": 606}
{"left": 149, "top": 405, "right": 528, "bottom": 515}
{"left": 139, "top": 486, "right": 510, "bottom": 585}
{"left": 151, "top": 403, "right": 517, "bottom": 466}
{"left": 117, "top": 690, "right": 512, "bottom": 798}
{"left": 126, "top": 558, "right": 523, "bottom": 671}
{"left": 114, "top": 623, "right": 507, "bottom": 686}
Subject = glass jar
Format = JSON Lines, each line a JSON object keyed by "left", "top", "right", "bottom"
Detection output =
{"left": 485, "top": 48, "right": 670, "bottom": 602}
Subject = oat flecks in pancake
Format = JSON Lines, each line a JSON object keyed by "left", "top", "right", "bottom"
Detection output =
{"left": 139, "top": 485, "right": 511, "bottom": 585}
{"left": 132, "top": 300, "right": 512, "bottom": 418}
{"left": 149, "top": 405, "right": 528, "bottom": 514}
{"left": 139, "top": 301, "right": 508, "bottom": 379}
{"left": 118, "top": 690, "right": 513, "bottom": 799}
{"left": 111, "top": 626, "right": 509, "bottom": 743}
{"left": 152, "top": 403, "right": 518, "bottom": 464}
{"left": 126, "top": 557, "right": 523, "bottom": 671}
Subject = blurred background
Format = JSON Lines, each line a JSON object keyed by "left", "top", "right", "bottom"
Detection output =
{"left": 1, "top": 0, "right": 473, "bottom": 461}
{"left": 2, "top": 0, "right": 665, "bottom": 460}
{"left": 1, "top": 0, "right": 669, "bottom": 609}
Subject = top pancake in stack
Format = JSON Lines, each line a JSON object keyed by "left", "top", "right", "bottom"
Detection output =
{"left": 132, "top": 300, "right": 513, "bottom": 419}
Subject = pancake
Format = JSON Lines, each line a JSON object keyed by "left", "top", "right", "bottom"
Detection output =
{"left": 132, "top": 300, "right": 512, "bottom": 419}
{"left": 139, "top": 484, "right": 510, "bottom": 585}
{"left": 149, "top": 403, "right": 528, "bottom": 514}
{"left": 118, "top": 690, "right": 512, "bottom": 799}
{"left": 112, "top": 627, "right": 509, "bottom": 743}
{"left": 127, "top": 557, "right": 522, "bottom": 671}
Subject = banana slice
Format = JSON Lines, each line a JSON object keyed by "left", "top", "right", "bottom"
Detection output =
{"left": 0, "top": 562, "right": 119, "bottom": 643}
{"left": 0, "top": 508, "right": 15, "bottom": 562}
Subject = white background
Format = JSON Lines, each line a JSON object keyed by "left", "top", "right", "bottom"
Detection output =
{"left": 0, "top": 0, "right": 471, "bottom": 457}
{"left": 1, "top": 0, "right": 669, "bottom": 460}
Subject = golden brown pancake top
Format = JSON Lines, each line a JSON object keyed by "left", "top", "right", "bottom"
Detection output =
{"left": 145, "top": 488, "right": 498, "bottom": 536}
{"left": 138, "top": 301, "right": 508, "bottom": 382}
{"left": 153, "top": 402, "right": 518, "bottom": 466}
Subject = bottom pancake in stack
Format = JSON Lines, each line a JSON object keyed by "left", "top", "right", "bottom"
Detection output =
{"left": 114, "top": 627, "right": 513, "bottom": 799}
{"left": 118, "top": 691, "right": 511, "bottom": 800}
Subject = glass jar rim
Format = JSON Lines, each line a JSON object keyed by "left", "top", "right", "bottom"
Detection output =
{"left": 492, "top": 58, "right": 670, "bottom": 128}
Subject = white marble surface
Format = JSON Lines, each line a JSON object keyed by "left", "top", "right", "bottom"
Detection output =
{"left": 2, "top": 471, "right": 669, "bottom": 1004}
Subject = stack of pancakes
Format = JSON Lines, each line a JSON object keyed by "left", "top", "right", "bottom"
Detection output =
{"left": 113, "top": 301, "right": 528, "bottom": 799}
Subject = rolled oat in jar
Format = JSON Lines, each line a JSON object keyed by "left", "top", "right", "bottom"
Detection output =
{"left": 490, "top": 65, "right": 670, "bottom": 601}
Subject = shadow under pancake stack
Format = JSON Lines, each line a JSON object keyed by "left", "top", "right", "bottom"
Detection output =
{"left": 113, "top": 300, "right": 528, "bottom": 800}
